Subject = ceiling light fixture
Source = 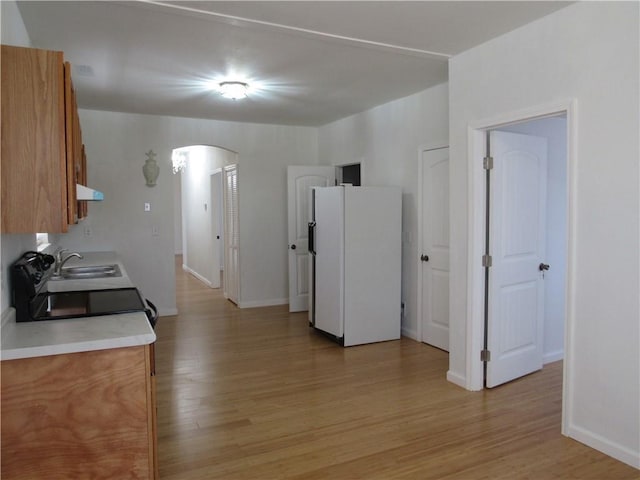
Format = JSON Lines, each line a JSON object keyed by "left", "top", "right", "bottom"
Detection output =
{"left": 218, "top": 81, "right": 249, "bottom": 100}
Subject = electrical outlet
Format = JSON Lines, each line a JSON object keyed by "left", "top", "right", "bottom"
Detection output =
{"left": 152, "top": 225, "right": 159, "bottom": 236}
{"left": 83, "top": 226, "right": 92, "bottom": 238}
{"left": 144, "top": 202, "right": 151, "bottom": 212}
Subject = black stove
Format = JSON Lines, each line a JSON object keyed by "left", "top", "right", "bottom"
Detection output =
{"left": 11, "top": 251, "right": 156, "bottom": 327}
{"left": 30, "top": 287, "right": 147, "bottom": 321}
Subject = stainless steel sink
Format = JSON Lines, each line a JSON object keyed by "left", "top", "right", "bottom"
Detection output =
{"left": 50, "top": 264, "right": 122, "bottom": 280}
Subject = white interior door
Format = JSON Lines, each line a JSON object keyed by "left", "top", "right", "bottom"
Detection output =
{"left": 287, "top": 166, "right": 335, "bottom": 312}
{"left": 223, "top": 164, "right": 239, "bottom": 305}
{"left": 209, "top": 171, "right": 222, "bottom": 288}
{"left": 420, "top": 147, "right": 450, "bottom": 351}
{"left": 486, "top": 131, "right": 547, "bottom": 388}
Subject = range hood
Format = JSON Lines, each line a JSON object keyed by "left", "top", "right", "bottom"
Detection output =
{"left": 76, "top": 184, "right": 104, "bottom": 201}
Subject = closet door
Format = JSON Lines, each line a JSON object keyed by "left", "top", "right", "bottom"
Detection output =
{"left": 223, "top": 164, "right": 239, "bottom": 304}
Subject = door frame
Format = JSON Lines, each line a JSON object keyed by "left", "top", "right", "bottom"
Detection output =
{"left": 465, "top": 100, "right": 576, "bottom": 436}
{"left": 335, "top": 161, "right": 363, "bottom": 186}
{"left": 209, "top": 168, "right": 223, "bottom": 288}
{"left": 223, "top": 163, "right": 240, "bottom": 304}
{"left": 417, "top": 141, "right": 449, "bottom": 343}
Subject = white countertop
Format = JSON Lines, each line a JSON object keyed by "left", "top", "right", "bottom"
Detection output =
{"left": 1, "top": 251, "right": 156, "bottom": 361}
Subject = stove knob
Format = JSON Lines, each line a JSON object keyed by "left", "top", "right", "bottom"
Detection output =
{"left": 42, "top": 254, "right": 55, "bottom": 269}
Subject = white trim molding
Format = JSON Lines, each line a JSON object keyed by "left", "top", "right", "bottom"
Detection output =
{"left": 401, "top": 325, "right": 418, "bottom": 341}
{"left": 567, "top": 424, "right": 640, "bottom": 470}
{"left": 182, "top": 264, "right": 217, "bottom": 289}
{"left": 239, "top": 298, "right": 289, "bottom": 309}
{"left": 543, "top": 349, "right": 564, "bottom": 365}
{"left": 446, "top": 370, "right": 467, "bottom": 389}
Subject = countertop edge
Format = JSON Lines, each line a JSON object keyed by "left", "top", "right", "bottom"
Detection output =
{"left": 1, "top": 331, "right": 156, "bottom": 361}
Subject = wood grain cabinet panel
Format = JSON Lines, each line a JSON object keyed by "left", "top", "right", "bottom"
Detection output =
{"left": 1, "top": 345, "right": 157, "bottom": 479}
{"left": 1, "top": 45, "right": 67, "bottom": 233}
{"left": 1, "top": 45, "right": 88, "bottom": 233}
{"left": 79, "top": 144, "right": 88, "bottom": 219}
{"left": 64, "top": 60, "right": 88, "bottom": 223}
{"left": 63, "top": 60, "right": 78, "bottom": 225}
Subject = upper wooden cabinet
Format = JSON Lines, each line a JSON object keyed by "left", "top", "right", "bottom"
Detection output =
{"left": 1, "top": 45, "right": 87, "bottom": 233}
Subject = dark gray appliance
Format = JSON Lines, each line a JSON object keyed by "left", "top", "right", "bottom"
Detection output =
{"left": 11, "top": 251, "right": 158, "bottom": 329}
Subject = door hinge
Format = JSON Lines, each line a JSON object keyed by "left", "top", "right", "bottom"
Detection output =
{"left": 483, "top": 156, "right": 494, "bottom": 170}
{"left": 481, "top": 349, "right": 491, "bottom": 362}
{"left": 482, "top": 254, "right": 492, "bottom": 267}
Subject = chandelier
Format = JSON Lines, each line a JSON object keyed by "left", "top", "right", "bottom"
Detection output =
{"left": 172, "top": 150, "right": 188, "bottom": 174}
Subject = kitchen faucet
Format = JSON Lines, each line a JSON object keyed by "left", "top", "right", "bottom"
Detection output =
{"left": 54, "top": 249, "right": 83, "bottom": 276}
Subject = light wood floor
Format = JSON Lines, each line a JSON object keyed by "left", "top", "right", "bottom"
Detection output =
{"left": 155, "top": 258, "right": 638, "bottom": 479}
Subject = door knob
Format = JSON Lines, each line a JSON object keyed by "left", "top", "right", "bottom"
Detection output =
{"left": 421, "top": 254, "right": 429, "bottom": 262}
{"left": 291, "top": 244, "right": 296, "bottom": 250}
{"left": 539, "top": 263, "right": 550, "bottom": 271}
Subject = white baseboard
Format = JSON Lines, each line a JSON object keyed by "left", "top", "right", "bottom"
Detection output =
{"left": 238, "top": 298, "right": 288, "bottom": 309}
{"left": 446, "top": 370, "right": 467, "bottom": 389}
{"left": 567, "top": 423, "right": 640, "bottom": 469}
{"left": 182, "top": 264, "right": 217, "bottom": 288}
{"left": 543, "top": 349, "right": 564, "bottom": 364}
{"left": 401, "top": 325, "right": 418, "bottom": 340}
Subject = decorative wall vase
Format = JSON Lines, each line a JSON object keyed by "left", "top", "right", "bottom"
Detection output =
{"left": 143, "top": 150, "right": 160, "bottom": 187}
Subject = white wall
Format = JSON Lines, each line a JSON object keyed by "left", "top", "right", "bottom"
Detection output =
{"left": 58, "top": 109, "right": 318, "bottom": 313}
{"left": 0, "top": 0, "right": 30, "bottom": 47}
{"left": 449, "top": 2, "right": 639, "bottom": 467}
{"left": 173, "top": 172, "right": 182, "bottom": 254}
{"left": 180, "top": 145, "right": 234, "bottom": 286}
{"left": 0, "top": 0, "right": 35, "bottom": 316}
{"left": 318, "top": 83, "right": 449, "bottom": 338}
{"left": 499, "top": 116, "right": 567, "bottom": 363}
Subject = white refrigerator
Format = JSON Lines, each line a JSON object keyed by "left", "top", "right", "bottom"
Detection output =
{"left": 308, "top": 186, "right": 402, "bottom": 346}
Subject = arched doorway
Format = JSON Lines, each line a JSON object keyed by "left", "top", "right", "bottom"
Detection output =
{"left": 172, "top": 145, "right": 239, "bottom": 304}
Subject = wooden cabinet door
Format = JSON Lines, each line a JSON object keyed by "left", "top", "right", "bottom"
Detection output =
{"left": 1, "top": 346, "right": 156, "bottom": 479}
{"left": 79, "top": 144, "right": 88, "bottom": 219}
{"left": 146, "top": 343, "right": 159, "bottom": 479}
{"left": 1, "top": 45, "right": 68, "bottom": 233}
{"left": 64, "top": 61, "right": 78, "bottom": 225}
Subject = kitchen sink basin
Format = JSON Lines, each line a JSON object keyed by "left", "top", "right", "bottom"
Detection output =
{"left": 50, "top": 264, "right": 122, "bottom": 280}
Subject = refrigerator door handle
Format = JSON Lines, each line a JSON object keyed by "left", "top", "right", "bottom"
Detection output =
{"left": 308, "top": 221, "right": 316, "bottom": 254}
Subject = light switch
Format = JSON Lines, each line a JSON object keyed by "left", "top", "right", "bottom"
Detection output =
{"left": 144, "top": 202, "right": 151, "bottom": 212}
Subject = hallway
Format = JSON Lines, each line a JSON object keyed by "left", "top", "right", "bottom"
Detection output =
{"left": 153, "top": 257, "right": 637, "bottom": 479}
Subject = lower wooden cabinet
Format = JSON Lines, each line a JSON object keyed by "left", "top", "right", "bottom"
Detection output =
{"left": 1, "top": 345, "right": 157, "bottom": 479}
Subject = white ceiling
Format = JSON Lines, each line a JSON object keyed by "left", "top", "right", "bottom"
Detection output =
{"left": 17, "top": 1, "right": 572, "bottom": 126}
